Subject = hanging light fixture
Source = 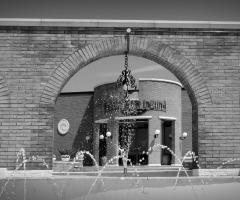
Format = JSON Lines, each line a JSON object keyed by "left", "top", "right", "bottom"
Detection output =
{"left": 117, "top": 28, "right": 137, "bottom": 99}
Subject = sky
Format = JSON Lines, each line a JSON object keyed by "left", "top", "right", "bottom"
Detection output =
{"left": 1, "top": 0, "right": 240, "bottom": 92}
{"left": 0, "top": 0, "right": 240, "bottom": 21}
{"left": 62, "top": 56, "right": 179, "bottom": 92}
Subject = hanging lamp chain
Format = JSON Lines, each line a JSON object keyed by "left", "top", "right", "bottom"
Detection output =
{"left": 117, "top": 28, "right": 137, "bottom": 96}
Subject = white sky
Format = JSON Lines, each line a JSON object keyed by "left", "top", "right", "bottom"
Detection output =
{"left": 62, "top": 55, "right": 179, "bottom": 92}
{"left": 1, "top": 0, "right": 240, "bottom": 21}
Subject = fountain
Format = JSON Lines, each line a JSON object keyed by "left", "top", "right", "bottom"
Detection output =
{"left": 0, "top": 142, "right": 240, "bottom": 200}
{"left": 0, "top": 148, "right": 50, "bottom": 200}
{"left": 1, "top": 89, "right": 240, "bottom": 199}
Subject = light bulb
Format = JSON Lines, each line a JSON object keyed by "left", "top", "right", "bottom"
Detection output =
{"left": 123, "top": 84, "right": 128, "bottom": 91}
{"left": 182, "top": 132, "right": 188, "bottom": 138}
{"left": 106, "top": 131, "right": 111, "bottom": 137}
{"left": 155, "top": 129, "right": 160, "bottom": 135}
{"left": 126, "top": 28, "right": 131, "bottom": 33}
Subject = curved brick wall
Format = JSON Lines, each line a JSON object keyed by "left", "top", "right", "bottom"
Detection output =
{"left": 54, "top": 92, "right": 94, "bottom": 160}
{"left": 53, "top": 79, "right": 192, "bottom": 165}
{"left": 93, "top": 79, "right": 186, "bottom": 165}
{"left": 94, "top": 82, "right": 124, "bottom": 121}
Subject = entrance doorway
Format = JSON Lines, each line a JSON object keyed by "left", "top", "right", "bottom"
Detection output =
{"left": 99, "top": 123, "right": 107, "bottom": 166}
{"left": 119, "top": 119, "right": 149, "bottom": 165}
{"left": 161, "top": 120, "right": 175, "bottom": 165}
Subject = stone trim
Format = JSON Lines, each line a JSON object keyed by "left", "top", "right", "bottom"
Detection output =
{"left": 193, "top": 169, "right": 240, "bottom": 176}
{"left": 95, "top": 116, "right": 153, "bottom": 123}
{"left": 1, "top": 18, "right": 240, "bottom": 29}
{"left": 159, "top": 116, "right": 177, "bottom": 121}
{"left": 148, "top": 164, "right": 162, "bottom": 167}
{"left": 94, "top": 118, "right": 109, "bottom": 123}
{"left": 139, "top": 78, "right": 183, "bottom": 88}
{"left": 115, "top": 116, "right": 153, "bottom": 120}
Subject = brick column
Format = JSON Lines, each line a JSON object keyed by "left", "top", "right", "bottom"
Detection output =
{"left": 172, "top": 119, "right": 182, "bottom": 166}
{"left": 106, "top": 120, "right": 119, "bottom": 165}
{"left": 93, "top": 124, "right": 100, "bottom": 164}
{"left": 148, "top": 118, "right": 162, "bottom": 166}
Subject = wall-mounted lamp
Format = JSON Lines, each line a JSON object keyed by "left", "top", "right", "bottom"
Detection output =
{"left": 179, "top": 132, "right": 188, "bottom": 140}
{"left": 106, "top": 131, "right": 112, "bottom": 139}
{"left": 99, "top": 131, "right": 112, "bottom": 140}
{"left": 85, "top": 135, "right": 90, "bottom": 142}
{"left": 154, "top": 129, "right": 161, "bottom": 138}
{"left": 99, "top": 134, "right": 104, "bottom": 140}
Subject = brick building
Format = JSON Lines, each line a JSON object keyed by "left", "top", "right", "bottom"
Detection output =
{"left": 54, "top": 79, "right": 192, "bottom": 166}
{"left": 0, "top": 19, "right": 240, "bottom": 169}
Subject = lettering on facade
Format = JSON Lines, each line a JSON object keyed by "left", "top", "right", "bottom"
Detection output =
{"left": 138, "top": 100, "right": 166, "bottom": 111}
{"left": 103, "top": 99, "right": 166, "bottom": 115}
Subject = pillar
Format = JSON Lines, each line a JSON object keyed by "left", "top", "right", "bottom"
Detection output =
{"left": 172, "top": 119, "right": 182, "bottom": 166}
{"left": 148, "top": 118, "right": 162, "bottom": 166}
{"left": 106, "top": 120, "right": 119, "bottom": 165}
{"left": 93, "top": 124, "right": 100, "bottom": 164}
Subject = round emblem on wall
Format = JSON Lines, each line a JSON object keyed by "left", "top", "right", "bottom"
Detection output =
{"left": 58, "top": 119, "right": 70, "bottom": 135}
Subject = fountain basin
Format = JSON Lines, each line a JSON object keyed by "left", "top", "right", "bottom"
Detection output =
{"left": 52, "top": 165, "right": 192, "bottom": 177}
{"left": 193, "top": 168, "right": 240, "bottom": 176}
{"left": 1, "top": 175, "right": 240, "bottom": 200}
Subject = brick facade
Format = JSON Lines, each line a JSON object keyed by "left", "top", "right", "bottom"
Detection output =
{"left": 54, "top": 80, "right": 192, "bottom": 166}
{"left": 182, "top": 89, "right": 192, "bottom": 155}
{"left": 54, "top": 92, "right": 93, "bottom": 159}
{"left": 0, "top": 20, "right": 240, "bottom": 169}
{"left": 138, "top": 79, "right": 182, "bottom": 165}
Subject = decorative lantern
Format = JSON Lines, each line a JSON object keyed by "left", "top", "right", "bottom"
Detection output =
{"left": 154, "top": 129, "right": 161, "bottom": 138}
{"left": 106, "top": 131, "right": 112, "bottom": 138}
{"left": 85, "top": 135, "right": 90, "bottom": 142}
{"left": 180, "top": 132, "right": 188, "bottom": 140}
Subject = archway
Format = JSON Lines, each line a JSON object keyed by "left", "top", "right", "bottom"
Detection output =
{"left": 40, "top": 36, "right": 212, "bottom": 167}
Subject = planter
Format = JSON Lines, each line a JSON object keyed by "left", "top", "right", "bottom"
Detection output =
{"left": 52, "top": 154, "right": 56, "bottom": 161}
{"left": 61, "top": 155, "right": 70, "bottom": 162}
{"left": 101, "top": 156, "right": 107, "bottom": 166}
{"left": 162, "top": 155, "right": 171, "bottom": 165}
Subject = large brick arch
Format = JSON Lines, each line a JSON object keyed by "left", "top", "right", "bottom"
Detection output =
{"left": 40, "top": 36, "right": 211, "bottom": 108}
{"left": 39, "top": 36, "right": 212, "bottom": 161}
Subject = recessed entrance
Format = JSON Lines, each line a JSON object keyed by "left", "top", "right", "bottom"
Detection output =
{"left": 161, "top": 120, "right": 175, "bottom": 165}
{"left": 119, "top": 119, "right": 149, "bottom": 166}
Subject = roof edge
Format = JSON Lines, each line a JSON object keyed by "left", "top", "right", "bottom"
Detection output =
{"left": 0, "top": 18, "right": 240, "bottom": 29}
{"left": 139, "top": 78, "right": 183, "bottom": 88}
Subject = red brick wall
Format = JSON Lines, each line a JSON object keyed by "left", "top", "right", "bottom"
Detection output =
{"left": 55, "top": 85, "right": 193, "bottom": 162}
{"left": 0, "top": 24, "right": 240, "bottom": 169}
{"left": 138, "top": 79, "right": 183, "bottom": 162}
{"left": 54, "top": 92, "right": 94, "bottom": 159}
{"left": 182, "top": 89, "right": 192, "bottom": 155}
{"left": 94, "top": 82, "right": 124, "bottom": 121}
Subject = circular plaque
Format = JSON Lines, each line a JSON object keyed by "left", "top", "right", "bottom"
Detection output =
{"left": 58, "top": 119, "right": 70, "bottom": 135}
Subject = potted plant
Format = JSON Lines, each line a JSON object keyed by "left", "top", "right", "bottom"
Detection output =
{"left": 58, "top": 148, "right": 72, "bottom": 162}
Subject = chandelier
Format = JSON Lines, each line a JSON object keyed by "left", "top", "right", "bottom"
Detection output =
{"left": 117, "top": 28, "right": 137, "bottom": 99}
